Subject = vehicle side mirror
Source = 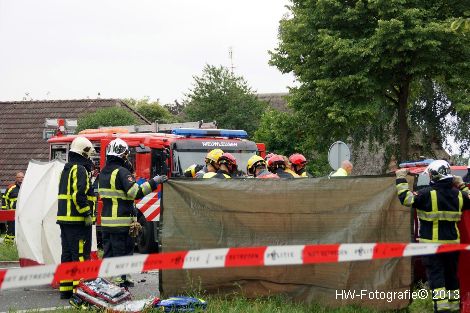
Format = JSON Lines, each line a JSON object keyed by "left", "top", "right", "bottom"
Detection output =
{"left": 136, "top": 144, "right": 151, "bottom": 154}
{"left": 162, "top": 148, "right": 169, "bottom": 160}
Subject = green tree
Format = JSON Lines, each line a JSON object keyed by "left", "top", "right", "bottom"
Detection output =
{"left": 254, "top": 108, "right": 331, "bottom": 176}
{"left": 76, "top": 107, "right": 137, "bottom": 133}
{"left": 451, "top": 16, "right": 470, "bottom": 34}
{"left": 270, "top": 0, "right": 470, "bottom": 160}
{"left": 165, "top": 100, "right": 187, "bottom": 119}
{"left": 254, "top": 109, "right": 301, "bottom": 156}
{"left": 124, "top": 98, "right": 176, "bottom": 123}
{"left": 183, "top": 65, "right": 267, "bottom": 137}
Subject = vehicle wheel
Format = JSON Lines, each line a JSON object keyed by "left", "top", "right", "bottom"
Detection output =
{"left": 136, "top": 215, "right": 159, "bottom": 254}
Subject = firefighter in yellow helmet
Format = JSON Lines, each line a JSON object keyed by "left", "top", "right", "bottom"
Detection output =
{"left": 98, "top": 138, "right": 167, "bottom": 288}
{"left": 1, "top": 171, "right": 24, "bottom": 244}
{"left": 396, "top": 160, "right": 470, "bottom": 312}
{"left": 247, "top": 155, "right": 279, "bottom": 179}
{"left": 196, "top": 149, "right": 224, "bottom": 178}
{"left": 57, "top": 137, "right": 96, "bottom": 299}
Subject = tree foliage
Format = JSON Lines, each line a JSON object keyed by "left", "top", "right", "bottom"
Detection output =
{"left": 254, "top": 108, "right": 331, "bottom": 176}
{"left": 270, "top": 0, "right": 470, "bottom": 160}
{"left": 165, "top": 100, "right": 187, "bottom": 120}
{"left": 183, "top": 65, "right": 267, "bottom": 137}
{"left": 451, "top": 16, "right": 470, "bottom": 34}
{"left": 124, "top": 98, "right": 176, "bottom": 124}
{"left": 76, "top": 107, "right": 138, "bottom": 133}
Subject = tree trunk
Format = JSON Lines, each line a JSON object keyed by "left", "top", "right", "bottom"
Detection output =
{"left": 397, "top": 81, "right": 410, "bottom": 160}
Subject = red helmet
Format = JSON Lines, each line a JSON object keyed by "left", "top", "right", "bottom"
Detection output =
{"left": 218, "top": 153, "right": 237, "bottom": 165}
{"left": 264, "top": 153, "right": 275, "bottom": 162}
{"left": 267, "top": 154, "right": 285, "bottom": 171}
{"left": 218, "top": 152, "right": 238, "bottom": 173}
{"left": 289, "top": 153, "right": 307, "bottom": 166}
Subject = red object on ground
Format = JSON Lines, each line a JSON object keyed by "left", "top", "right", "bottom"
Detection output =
{"left": 459, "top": 210, "right": 470, "bottom": 312}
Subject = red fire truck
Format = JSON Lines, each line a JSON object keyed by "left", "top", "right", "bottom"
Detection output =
{"left": 47, "top": 125, "right": 266, "bottom": 253}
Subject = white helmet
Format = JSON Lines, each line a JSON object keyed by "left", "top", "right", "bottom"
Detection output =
{"left": 106, "top": 138, "right": 129, "bottom": 158}
{"left": 70, "top": 136, "right": 95, "bottom": 159}
{"left": 425, "top": 160, "right": 452, "bottom": 182}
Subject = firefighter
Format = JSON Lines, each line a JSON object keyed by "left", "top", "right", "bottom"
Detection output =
{"left": 203, "top": 152, "right": 237, "bottom": 178}
{"left": 267, "top": 154, "right": 299, "bottom": 178}
{"left": 330, "top": 160, "right": 353, "bottom": 177}
{"left": 247, "top": 155, "right": 279, "bottom": 179}
{"left": 396, "top": 160, "right": 470, "bottom": 313}
{"left": 289, "top": 153, "right": 312, "bottom": 177}
{"left": 264, "top": 153, "right": 275, "bottom": 163}
{"left": 184, "top": 164, "right": 204, "bottom": 178}
{"left": 98, "top": 138, "right": 167, "bottom": 287}
{"left": 57, "top": 137, "right": 96, "bottom": 299}
{"left": 1, "top": 172, "right": 24, "bottom": 244}
{"left": 196, "top": 149, "right": 224, "bottom": 178}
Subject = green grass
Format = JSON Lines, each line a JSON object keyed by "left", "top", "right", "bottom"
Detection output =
{"left": 29, "top": 295, "right": 432, "bottom": 313}
{"left": 0, "top": 238, "right": 19, "bottom": 261}
{"left": 4, "top": 293, "right": 434, "bottom": 313}
{"left": 0, "top": 241, "right": 434, "bottom": 313}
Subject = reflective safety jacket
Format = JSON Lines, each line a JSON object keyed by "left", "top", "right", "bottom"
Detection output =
{"left": 1, "top": 183, "right": 20, "bottom": 210}
{"left": 98, "top": 157, "right": 158, "bottom": 233}
{"left": 297, "top": 169, "right": 312, "bottom": 178}
{"left": 331, "top": 168, "right": 348, "bottom": 177}
{"left": 203, "top": 170, "right": 231, "bottom": 179}
{"left": 256, "top": 169, "right": 279, "bottom": 179}
{"left": 285, "top": 168, "right": 300, "bottom": 178}
{"left": 57, "top": 152, "right": 96, "bottom": 225}
{"left": 273, "top": 168, "right": 297, "bottom": 178}
{"left": 396, "top": 177, "right": 470, "bottom": 243}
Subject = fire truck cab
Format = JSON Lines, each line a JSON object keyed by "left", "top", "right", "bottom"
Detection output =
{"left": 48, "top": 125, "right": 266, "bottom": 253}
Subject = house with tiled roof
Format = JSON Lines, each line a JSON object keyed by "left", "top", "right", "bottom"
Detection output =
{"left": 0, "top": 99, "right": 149, "bottom": 189}
{"left": 257, "top": 93, "right": 289, "bottom": 111}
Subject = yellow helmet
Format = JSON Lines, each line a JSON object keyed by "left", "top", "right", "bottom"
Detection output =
{"left": 205, "top": 149, "right": 224, "bottom": 164}
{"left": 246, "top": 155, "right": 265, "bottom": 175}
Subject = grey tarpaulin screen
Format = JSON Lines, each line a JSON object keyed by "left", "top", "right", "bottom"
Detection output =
{"left": 160, "top": 177, "right": 411, "bottom": 310}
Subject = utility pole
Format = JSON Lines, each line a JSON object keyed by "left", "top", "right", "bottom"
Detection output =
{"left": 228, "top": 46, "right": 235, "bottom": 74}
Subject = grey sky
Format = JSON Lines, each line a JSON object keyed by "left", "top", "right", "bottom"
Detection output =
{"left": 0, "top": 0, "right": 294, "bottom": 104}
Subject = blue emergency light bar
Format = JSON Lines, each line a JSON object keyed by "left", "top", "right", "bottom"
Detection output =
{"left": 172, "top": 128, "right": 248, "bottom": 139}
{"left": 399, "top": 159, "right": 434, "bottom": 168}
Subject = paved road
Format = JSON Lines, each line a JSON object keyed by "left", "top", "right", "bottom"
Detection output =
{"left": 0, "top": 262, "right": 160, "bottom": 312}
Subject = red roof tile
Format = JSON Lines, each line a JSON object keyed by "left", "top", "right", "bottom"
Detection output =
{"left": 0, "top": 99, "right": 149, "bottom": 189}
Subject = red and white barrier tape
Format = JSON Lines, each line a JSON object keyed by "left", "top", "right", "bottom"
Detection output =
{"left": 1, "top": 243, "right": 469, "bottom": 291}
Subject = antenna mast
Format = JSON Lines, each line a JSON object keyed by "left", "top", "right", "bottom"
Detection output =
{"left": 228, "top": 46, "right": 235, "bottom": 74}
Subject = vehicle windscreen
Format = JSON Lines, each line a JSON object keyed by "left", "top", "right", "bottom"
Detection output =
{"left": 416, "top": 169, "right": 467, "bottom": 188}
{"left": 173, "top": 150, "right": 258, "bottom": 176}
{"left": 171, "top": 139, "right": 259, "bottom": 176}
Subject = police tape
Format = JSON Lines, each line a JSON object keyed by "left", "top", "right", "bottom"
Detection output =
{"left": 1, "top": 242, "right": 469, "bottom": 291}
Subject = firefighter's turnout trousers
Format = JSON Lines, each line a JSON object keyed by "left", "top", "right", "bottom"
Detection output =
{"left": 1, "top": 184, "right": 20, "bottom": 244}
{"left": 397, "top": 177, "right": 470, "bottom": 312}
{"left": 423, "top": 252, "right": 460, "bottom": 312}
{"left": 59, "top": 224, "right": 92, "bottom": 297}
{"left": 57, "top": 152, "right": 95, "bottom": 299}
